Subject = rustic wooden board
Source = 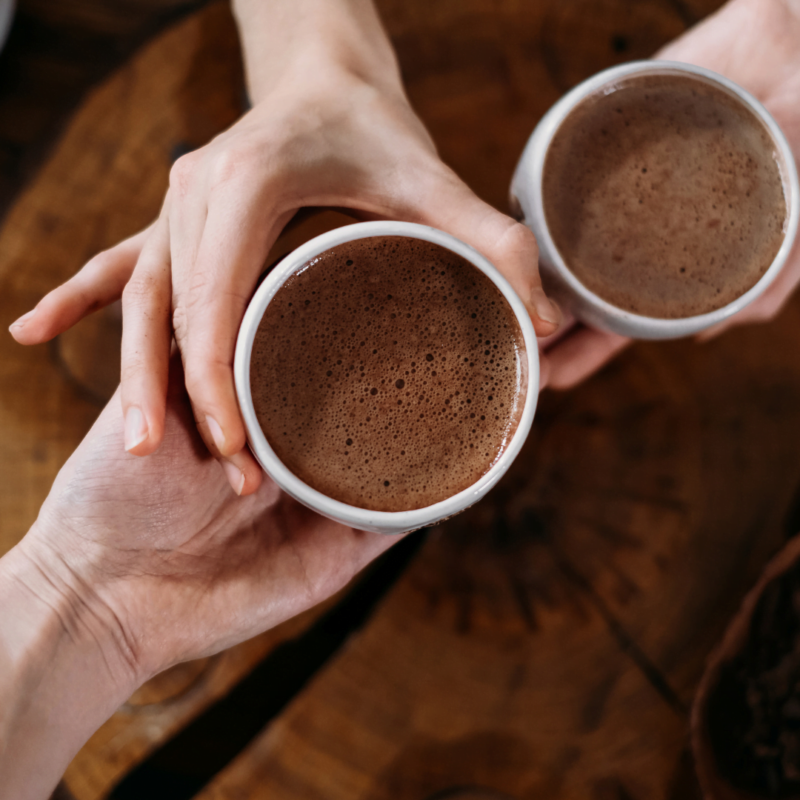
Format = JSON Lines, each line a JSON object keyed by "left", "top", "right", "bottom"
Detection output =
{"left": 8, "top": 0, "right": 800, "bottom": 798}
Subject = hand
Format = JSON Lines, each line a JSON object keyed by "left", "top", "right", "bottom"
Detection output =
{"left": 8, "top": 0, "right": 560, "bottom": 491}
{"left": 542, "top": 0, "right": 800, "bottom": 389}
{"left": 24, "top": 356, "right": 397, "bottom": 676}
{"left": 0, "top": 356, "right": 397, "bottom": 799}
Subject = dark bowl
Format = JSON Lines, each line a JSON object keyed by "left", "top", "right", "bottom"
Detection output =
{"left": 692, "top": 535, "right": 800, "bottom": 800}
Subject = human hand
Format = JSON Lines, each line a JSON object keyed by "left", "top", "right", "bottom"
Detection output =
{"left": 0, "top": 355, "right": 397, "bottom": 799}
{"left": 8, "top": 0, "right": 560, "bottom": 493}
{"left": 542, "top": 0, "right": 800, "bottom": 389}
{"left": 24, "top": 357, "right": 397, "bottom": 677}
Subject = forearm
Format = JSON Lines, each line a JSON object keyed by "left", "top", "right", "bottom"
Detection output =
{"left": 231, "top": 0, "right": 402, "bottom": 103}
{"left": 0, "top": 539, "right": 138, "bottom": 800}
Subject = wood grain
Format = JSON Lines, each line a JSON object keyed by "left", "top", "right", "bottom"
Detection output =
{"left": 7, "top": 0, "right": 798, "bottom": 798}
{"left": 0, "top": 0, "right": 203, "bottom": 221}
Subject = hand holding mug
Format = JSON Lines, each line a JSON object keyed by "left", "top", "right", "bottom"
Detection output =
{"left": 537, "top": 0, "right": 800, "bottom": 389}
{"left": 0, "top": 356, "right": 397, "bottom": 799}
{"left": 7, "top": 0, "right": 560, "bottom": 497}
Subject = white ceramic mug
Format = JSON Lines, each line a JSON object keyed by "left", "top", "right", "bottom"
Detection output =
{"left": 510, "top": 60, "right": 800, "bottom": 340}
{"left": 234, "top": 221, "right": 539, "bottom": 535}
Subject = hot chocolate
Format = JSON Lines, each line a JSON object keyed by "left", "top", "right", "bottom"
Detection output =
{"left": 250, "top": 236, "right": 527, "bottom": 512}
{"left": 542, "top": 73, "right": 787, "bottom": 318}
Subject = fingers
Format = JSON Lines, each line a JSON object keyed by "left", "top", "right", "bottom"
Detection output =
{"left": 539, "top": 309, "right": 578, "bottom": 350}
{"left": 410, "top": 168, "right": 562, "bottom": 337}
{"left": 175, "top": 179, "right": 294, "bottom": 467}
{"left": 219, "top": 448, "right": 263, "bottom": 498}
{"left": 168, "top": 153, "right": 291, "bottom": 495}
{"left": 9, "top": 226, "right": 151, "bottom": 345}
{"left": 168, "top": 154, "right": 209, "bottom": 304}
{"left": 167, "top": 158, "right": 271, "bottom": 495}
{"left": 120, "top": 218, "right": 173, "bottom": 456}
{"left": 545, "top": 326, "right": 630, "bottom": 390}
{"left": 163, "top": 343, "right": 262, "bottom": 496}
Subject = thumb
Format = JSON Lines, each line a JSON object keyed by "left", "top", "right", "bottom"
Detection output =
{"left": 412, "top": 169, "right": 562, "bottom": 337}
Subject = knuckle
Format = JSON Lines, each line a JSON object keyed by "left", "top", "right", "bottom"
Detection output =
{"left": 209, "top": 146, "right": 253, "bottom": 188}
{"left": 495, "top": 221, "right": 539, "bottom": 264}
{"left": 171, "top": 304, "right": 190, "bottom": 345}
{"left": 182, "top": 360, "right": 214, "bottom": 404}
{"left": 169, "top": 153, "right": 199, "bottom": 196}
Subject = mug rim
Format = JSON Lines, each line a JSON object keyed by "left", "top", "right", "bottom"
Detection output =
{"left": 516, "top": 59, "right": 800, "bottom": 339}
{"left": 234, "top": 220, "right": 539, "bottom": 534}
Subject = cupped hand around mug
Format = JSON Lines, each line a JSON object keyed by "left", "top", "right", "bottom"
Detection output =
{"left": 542, "top": 0, "right": 800, "bottom": 389}
{"left": 0, "top": 356, "right": 397, "bottom": 800}
{"left": 8, "top": 0, "right": 560, "bottom": 495}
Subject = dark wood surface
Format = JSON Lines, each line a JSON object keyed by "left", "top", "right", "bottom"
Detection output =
{"left": 0, "top": 0, "right": 208, "bottom": 225}
{"left": 6, "top": 0, "right": 800, "bottom": 798}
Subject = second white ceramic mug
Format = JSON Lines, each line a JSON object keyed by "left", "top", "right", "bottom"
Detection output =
{"left": 510, "top": 60, "right": 800, "bottom": 340}
{"left": 234, "top": 221, "right": 539, "bottom": 535}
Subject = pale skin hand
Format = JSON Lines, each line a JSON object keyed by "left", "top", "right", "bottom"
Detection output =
{"left": 7, "top": 0, "right": 560, "bottom": 497}
{"left": 0, "top": 357, "right": 398, "bottom": 800}
{"left": 543, "top": 0, "right": 800, "bottom": 390}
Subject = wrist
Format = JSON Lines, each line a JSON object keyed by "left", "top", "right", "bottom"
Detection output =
{"left": 231, "top": 0, "right": 402, "bottom": 105}
{"left": 0, "top": 536, "right": 140, "bottom": 800}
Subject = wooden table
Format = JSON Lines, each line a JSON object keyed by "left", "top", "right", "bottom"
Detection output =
{"left": 4, "top": 1, "right": 800, "bottom": 798}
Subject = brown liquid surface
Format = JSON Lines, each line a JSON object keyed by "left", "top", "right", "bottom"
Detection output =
{"left": 543, "top": 73, "right": 787, "bottom": 318}
{"left": 250, "top": 236, "right": 527, "bottom": 512}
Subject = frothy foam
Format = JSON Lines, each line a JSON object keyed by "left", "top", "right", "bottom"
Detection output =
{"left": 250, "top": 236, "right": 527, "bottom": 512}
{"left": 543, "top": 73, "right": 787, "bottom": 318}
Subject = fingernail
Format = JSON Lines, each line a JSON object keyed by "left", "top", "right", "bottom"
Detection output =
{"left": 206, "top": 416, "right": 226, "bottom": 453}
{"left": 9, "top": 308, "right": 36, "bottom": 331}
{"left": 124, "top": 406, "right": 148, "bottom": 452}
{"left": 221, "top": 460, "right": 245, "bottom": 496}
{"left": 530, "top": 287, "right": 562, "bottom": 327}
